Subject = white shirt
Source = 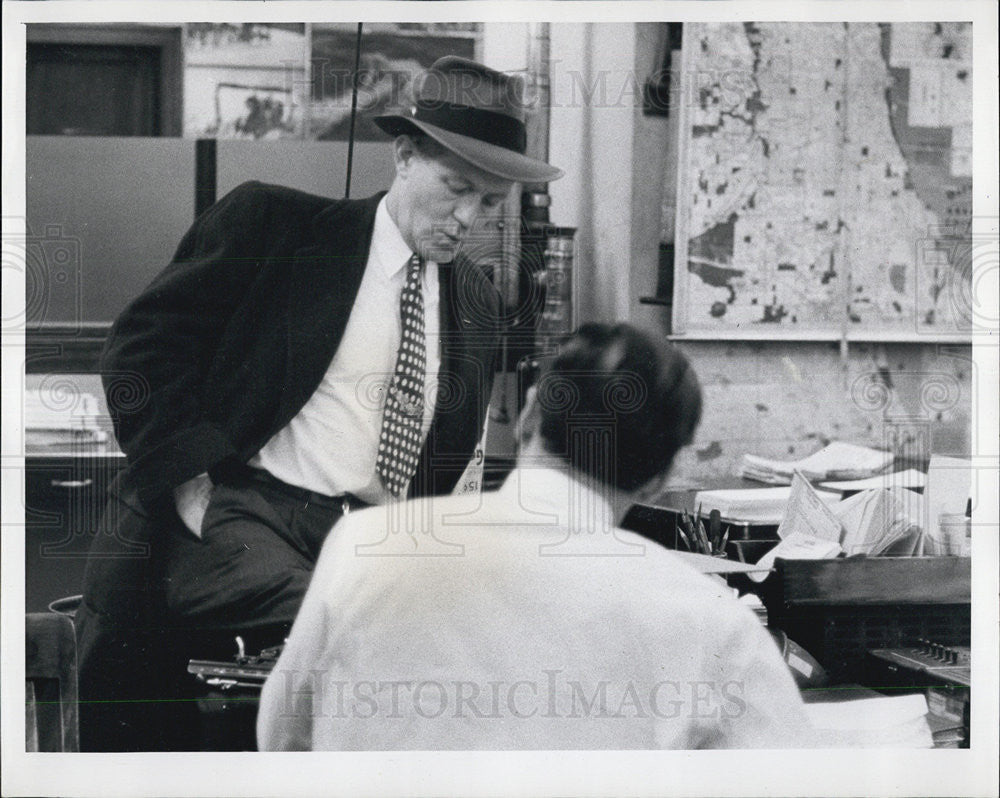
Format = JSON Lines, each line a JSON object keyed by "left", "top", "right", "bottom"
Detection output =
{"left": 257, "top": 466, "right": 812, "bottom": 750}
{"left": 250, "top": 197, "right": 440, "bottom": 503}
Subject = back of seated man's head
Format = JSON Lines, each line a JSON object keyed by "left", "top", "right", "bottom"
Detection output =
{"left": 530, "top": 323, "right": 702, "bottom": 493}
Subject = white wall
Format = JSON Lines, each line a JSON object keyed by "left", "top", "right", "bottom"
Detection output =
{"left": 481, "top": 23, "right": 973, "bottom": 482}
{"left": 547, "top": 23, "right": 671, "bottom": 326}
{"left": 482, "top": 23, "right": 529, "bottom": 72}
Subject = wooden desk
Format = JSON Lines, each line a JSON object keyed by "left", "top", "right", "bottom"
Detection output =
{"left": 24, "top": 374, "right": 125, "bottom": 612}
{"left": 622, "top": 482, "right": 782, "bottom": 548}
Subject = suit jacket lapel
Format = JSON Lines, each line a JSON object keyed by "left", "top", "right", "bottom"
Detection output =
{"left": 280, "top": 192, "right": 385, "bottom": 425}
{"left": 410, "top": 261, "right": 485, "bottom": 497}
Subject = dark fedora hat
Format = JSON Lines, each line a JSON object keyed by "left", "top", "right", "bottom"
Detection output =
{"left": 374, "top": 56, "right": 564, "bottom": 183}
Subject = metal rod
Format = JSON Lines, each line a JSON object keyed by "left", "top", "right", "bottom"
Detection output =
{"left": 344, "top": 23, "right": 364, "bottom": 199}
{"left": 524, "top": 22, "right": 552, "bottom": 193}
{"left": 194, "top": 138, "right": 217, "bottom": 219}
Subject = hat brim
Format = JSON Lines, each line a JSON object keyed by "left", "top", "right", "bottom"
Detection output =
{"left": 374, "top": 114, "right": 564, "bottom": 183}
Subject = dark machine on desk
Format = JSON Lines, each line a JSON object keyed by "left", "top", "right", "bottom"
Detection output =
{"left": 620, "top": 474, "right": 973, "bottom": 748}
{"left": 185, "top": 638, "right": 283, "bottom": 750}
{"left": 867, "top": 640, "right": 971, "bottom": 748}
{"left": 188, "top": 637, "right": 283, "bottom": 691}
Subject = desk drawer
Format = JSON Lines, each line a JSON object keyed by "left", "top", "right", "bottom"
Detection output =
{"left": 24, "top": 457, "right": 124, "bottom": 612}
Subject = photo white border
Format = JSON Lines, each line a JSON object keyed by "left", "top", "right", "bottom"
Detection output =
{"left": 2, "top": 2, "right": 997, "bottom": 797}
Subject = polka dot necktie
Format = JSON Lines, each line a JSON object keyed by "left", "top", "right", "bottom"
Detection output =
{"left": 376, "top": 253, "right": 427, "bottom": 496}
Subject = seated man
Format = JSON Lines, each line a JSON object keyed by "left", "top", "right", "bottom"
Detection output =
{"left": 257, "top": 323, "right": 812, "bottom": 750}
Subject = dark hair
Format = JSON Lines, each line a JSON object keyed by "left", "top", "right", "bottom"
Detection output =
{"left": 534, "top": 323, "right": 702, "bottom": 491}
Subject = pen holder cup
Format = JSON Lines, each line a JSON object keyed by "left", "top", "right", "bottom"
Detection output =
{"left": 936, "top": 513, "right": 971, "bottom": 557}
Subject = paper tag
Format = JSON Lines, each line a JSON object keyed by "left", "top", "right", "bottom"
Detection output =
{"left": 788, "top": 651, "right": 814, "bottom": 678}
{"left": 453, "top": 419, "right": 488, "bottom": 496}
{"left": 748, "top": 532, "right": 843, "bottom": 582}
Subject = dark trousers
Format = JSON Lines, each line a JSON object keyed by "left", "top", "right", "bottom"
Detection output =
{"left": 161, "top": 474, "right": 349, "bottom": 631}
{"left": 77, "top": 471, "right": 355, "bottom": 751}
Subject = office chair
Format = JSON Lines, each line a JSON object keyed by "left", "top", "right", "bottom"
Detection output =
{"left": 26, "top": 612, "right": 80, "bottom": 752}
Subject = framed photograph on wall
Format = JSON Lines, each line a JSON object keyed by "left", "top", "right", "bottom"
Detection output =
{"left": 308, "top": 23, "right": 481, "bottom": 141}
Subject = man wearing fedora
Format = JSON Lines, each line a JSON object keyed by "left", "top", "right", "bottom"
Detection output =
{"left": 75, "top": 56, "right": 563, "bottom": 751}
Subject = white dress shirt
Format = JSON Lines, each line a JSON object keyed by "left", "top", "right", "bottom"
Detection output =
{"left": 257, "top": 466, "right": 813, "bottom": 750}
{"left": 250, "top": 197, "right": 440, "bottom": 503}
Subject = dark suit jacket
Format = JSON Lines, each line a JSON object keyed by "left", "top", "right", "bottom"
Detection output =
{"left": 85, "top": 181, "right": 500, "bottom": 621}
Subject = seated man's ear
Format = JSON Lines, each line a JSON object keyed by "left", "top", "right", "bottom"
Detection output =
{"left": 515, "top": 386, "right": 541, "bottom": 448}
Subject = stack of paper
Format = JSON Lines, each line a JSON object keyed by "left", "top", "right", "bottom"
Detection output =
{"left": 835, "top": 487, "right": 924, "bottom": 557}
{"left": 748, "top": 473, "right": 845, "bottom": 581}
{"left": 925, "top": 708, "right": 966, "bottom": 748}
{"left": 23, "top": 389, "right": 108, "bottom": 448}
{"left": 880, "top": 488, "right": 927, "bottom": 556}
{"left": 804, "top": 694, "right": 933, "bottom": 748}
{"left": 739, "top": 442, "right": 894, "bottom": 485}
{"left": 747, "top": 473, "right": 928, "bottom": 581}
{"left": 820, "top": 468, "right": 926, "bottom": 492}
{"left": 670, "top": 549, "right": 772, "bottom": 575}
{"left": 925, "top": 687, "right": 967, "bottom": 747}
{"left": 749, "top": 535, "right": 842, "bottom": 582}
{"left": 694, "top": 485, "right": 841, "bottom": 524}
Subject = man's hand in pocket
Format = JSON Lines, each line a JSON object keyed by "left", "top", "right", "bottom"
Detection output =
{"left": 173, "top": 473, "right": 214, "bottom": 538}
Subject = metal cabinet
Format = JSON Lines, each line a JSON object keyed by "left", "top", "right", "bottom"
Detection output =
{"left": 24, "top": 455, "right": 125, "bottom": 613}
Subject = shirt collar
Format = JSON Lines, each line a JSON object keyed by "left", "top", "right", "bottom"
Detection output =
{"left": 498, "top": 466, "right": 616, "bottom": 531}
{"left": 372, "top": 196, "right": 417, "bottom": 278}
